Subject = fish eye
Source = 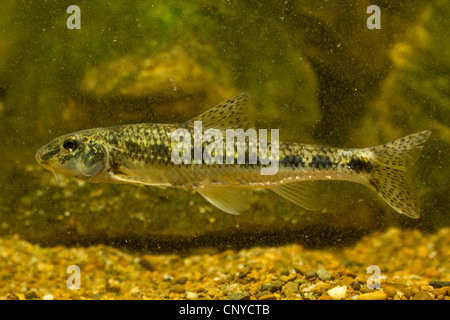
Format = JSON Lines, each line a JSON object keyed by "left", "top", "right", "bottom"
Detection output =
{"left": 62, "top": 139, "right": 78, "bottom": 152}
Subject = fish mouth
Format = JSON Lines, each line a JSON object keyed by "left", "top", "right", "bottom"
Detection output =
{"left": 35, "top": 145, "right": 49, "bottom": 165}
{"left": 35, "top": 149, "right": 43, "bottom": 164}
{"left": 35, "top": 148, "right": 60, "bottom": 184}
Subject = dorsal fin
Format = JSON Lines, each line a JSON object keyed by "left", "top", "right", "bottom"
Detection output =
{"left": 184, "top": 93, "right": 252, "bottom": 130}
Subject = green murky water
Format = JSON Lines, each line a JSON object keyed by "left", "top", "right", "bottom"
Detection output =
{"left": 0, "top": 1, "right": 448, "bottom": 252}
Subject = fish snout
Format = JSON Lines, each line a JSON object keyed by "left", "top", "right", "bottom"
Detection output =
{"left": 35, "top": 147, "right": 44, "bottom": 164}
{"left": 35, "top": 143, "right": 55, "bottom": 165}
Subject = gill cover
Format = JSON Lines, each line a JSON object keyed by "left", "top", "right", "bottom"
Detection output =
{"left": 81, "top": 140, "right": 107, "bottom": 178}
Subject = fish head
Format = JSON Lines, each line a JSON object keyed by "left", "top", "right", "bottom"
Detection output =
{"left": 36, "top": 132, "right": 107, "bottom": 182}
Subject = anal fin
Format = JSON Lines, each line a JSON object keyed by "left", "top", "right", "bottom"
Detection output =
{"left": 196, "top": 187, "right": 253, "bottom": 215}
{"left": 271, "top": 181, "right": 322, "bottom": 211}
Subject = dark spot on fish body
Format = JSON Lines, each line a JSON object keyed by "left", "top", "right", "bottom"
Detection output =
{"left": 280, "top": 155, "right": 306, "bottom": 168}
{"left": 153, "top": 143, "right": 170, "bottom": 158}
{"left": 310, "top": 155, "right": 334, "bottom": 169}
{"left": 109, "top": 157, "right": 121, "bottom": 172}
{"left": 124, "top": 140, "right": 142, "bottom": 155}
{"left": 348, "top": 157, "right": 373, "bottom": 174}
{"left": 107, "top": 134, "right": 119, "bottom": 146}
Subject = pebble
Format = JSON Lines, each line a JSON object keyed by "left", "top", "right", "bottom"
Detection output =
{"left": 263, "top": 281, "right": 284, "bottom": 292}
{"left": 24, "top": 290, "right": 39, "bottom": 300}
{"left": 317, "top": 269, "right": 332, "bottom": 281}
{"left": 302, "top": 292, "right": 315, "bottom": 300}
{"left": 358, "top": 292, "right": 387, "bottom": 300}
{"left": 256, "top": 290, "right": 273, "bottom": 299}
{"left": 429, "top": 281, "right": 450, "bottom": 288}
{"left": 43, "top": 294, "right": 54, "bottom": 300}
{"left": 413, "top": 290, "right": 433, "bottom": 300}
{"left": 359, "top": 284, "right": 374, "bottom": 293}
{"left": 305, "top": 270, "right": 317, "bottom": 279}
{"left": 170, "top": 284, "right": 186, "bottom": 294}
{"left": 186, "top": 292, "right": 198, "bottom": 299}
{"left": 318, "top": 294, "right": 333, "bottom": 300}
{"left": 258, "top": 294, "right": 277, "bottom": 300}
{"left": 340, "top": 276, "right": 355, "bottom": 287}
{"left": 284, "top": 282, "right": 299, "bottom": 297}
{"left": 401, "top": 287, "right": 414, "bottom": 299}
{"left": 433, "top": 287, "right": 448, "bottom": 297}
{"left": 313, "top": 283, "right": 331, "bottom": 295}
{"left": 227, "top": 292, "right": 250, "bottom": 300}
{"left": 175, "top": 276, "right": 188, "bottom": 285}
{"left": 327, "top": 286, "right": 347, "bottom": 300}
{"left": 384, "top": 285, "right": 397, "bottom": 298}
{"left": 139, "top": 255, "right": 156, "bottom": 271}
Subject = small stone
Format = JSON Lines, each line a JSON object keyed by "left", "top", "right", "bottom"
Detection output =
{"left": 186, "top": 292, "right": 198, "bottom": 299}
{"left": 358, "top": 292, "right": 387, "bottom": 300}
{"left": 305, "top": 270, "right": 317, "bottom": 279}
{"left": 432, "top": 288, "right": 444, "bottom": 296}
{"left": 302, "top": 292, "right": 315, "bottom": 300}
{"left": 352, "top": 281, "right": 361, "bottom": 291}
{"left": 174, "top": 276, "right": 188, "bottom": 285}
{"left": 384, "top": 285, "right": 397, "bottom": 298}
{"left": 340, "top": 276, "right": 355, "bottom": 287}
{"left": 106, "top": 279, "right": 121, "bottom": 293}
{"left": 429, "top": 281, "right": 450, "bottom": 288}
{"left": 294, "top": 267, "right": 304, "bottom": 275}
{"left": 413, "top": 290, "right": 433, "bottom": 300}
{"left": 287, "top": 273, "right": 297, "bottom": 281}
{"left": 317, "top": 270, "right": 332, "bottom": 281}
{"left": 359, "top": 284, "right": 374, "bottom": 293}
{"left": 170, "top": 284, "right": 185, "bottom": 294}
{"left": 227, "top": 292, "right": 250, "bottom": 300}
{"left": 256, "top": 290, "right": 272, "bottom": 299}
{"left": 402, "top": 287, "right": 414, "bottom": 299}
{"left": 279, "top": 269, "right": 290, "bottom": 276}
{"left": 284, "top": 282, "right": 299, "bottom": 297}
{"left": 313, "top": 283, "right": 331, "bottom": 295}
{"left": 24, "top": 290, "right": 40, "bottom": 300}
{"left": 258, "top": 294, "right": 277, "bottom": 300}
{"left": 327, "top": 286, "right": 347, "bottom": 300}
{"left": 264, "top": 281, "right": 284, "bottom": 292}
{"left": 6, "top": 294, "right": 20, "bottom": 300}
{"left": 139, "top": 255, "right": 157, "bottom": 271}
{"left": 433, "top": 287, "right": 448, "bottom": 296}
{"left": 43, "top": 294, "right": 54, "bottom": 300}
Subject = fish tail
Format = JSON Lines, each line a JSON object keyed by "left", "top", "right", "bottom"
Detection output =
{"left": 366, "top": 130, "right": 431, "bottom": 218}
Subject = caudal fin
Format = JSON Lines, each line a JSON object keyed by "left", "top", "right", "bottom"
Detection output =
{"left": 367, "top": 130, "right": 431, "bottom": 218}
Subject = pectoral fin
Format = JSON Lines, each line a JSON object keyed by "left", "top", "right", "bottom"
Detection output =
{"left": 196, "top": 187, "right": 253, "bottom": 215}
{"left": 271, "top": 181, "right": 322, "bottom": 211}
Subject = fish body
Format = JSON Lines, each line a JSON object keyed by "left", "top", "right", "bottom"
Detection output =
{"left": 36, "top": 94, "right": 431, "bottom": 218}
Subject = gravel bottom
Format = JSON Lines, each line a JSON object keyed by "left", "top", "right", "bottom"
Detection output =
{"left": 0, "top": 227, "right": 449, "bottom": 300}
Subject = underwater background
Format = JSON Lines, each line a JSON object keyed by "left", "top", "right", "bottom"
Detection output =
{"left": 0, "top": 0, "right": 448, "bottom": 300}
